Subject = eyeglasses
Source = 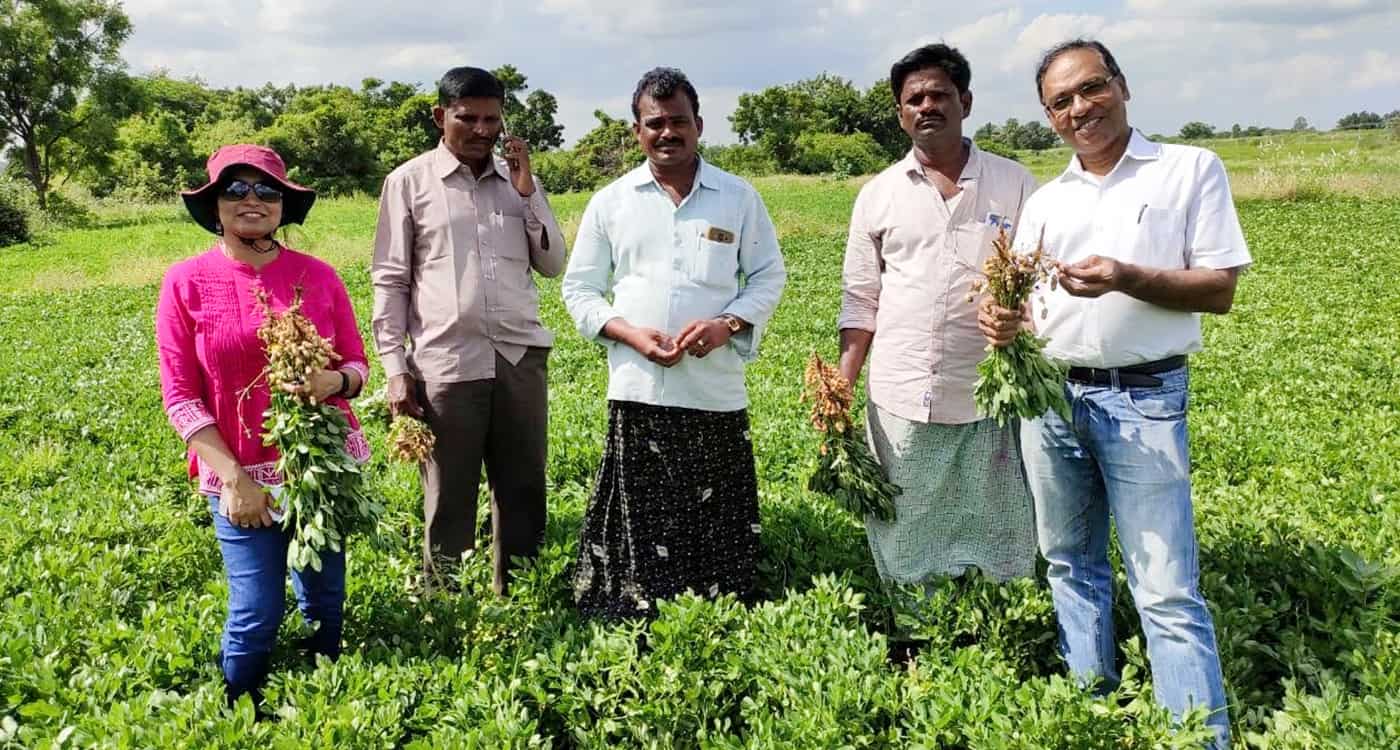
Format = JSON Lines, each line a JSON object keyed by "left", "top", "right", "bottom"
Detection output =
{"left": 1044, "top": 74, "right": 1117, "bottom": 115}
{"left": 218, "top": 180, "right": 284, "bottom": 203}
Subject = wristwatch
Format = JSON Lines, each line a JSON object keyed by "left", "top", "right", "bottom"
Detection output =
{"left": 719, "top": 314, "right": 744, "bottom": 333}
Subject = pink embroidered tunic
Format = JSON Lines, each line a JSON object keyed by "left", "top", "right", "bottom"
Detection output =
{"left": 156, "top": 246, "right": 371, "bottom": 495}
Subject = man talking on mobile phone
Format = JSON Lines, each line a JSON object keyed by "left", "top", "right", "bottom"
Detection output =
{"left": 372, "top": 66, "right": 567, "bottom": 595}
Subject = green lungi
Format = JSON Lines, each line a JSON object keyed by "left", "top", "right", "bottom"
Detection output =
{"left": 864, "top": 403, "right": 1036, "bottom": 583}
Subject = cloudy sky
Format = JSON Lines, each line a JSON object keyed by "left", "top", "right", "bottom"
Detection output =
{"left": 119, "top": 0, "right": 1400, "bottom": 146}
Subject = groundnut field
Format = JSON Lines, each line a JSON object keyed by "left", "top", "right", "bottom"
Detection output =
{"left": 1, "top": 136, "right": 1398, "bottom": 748}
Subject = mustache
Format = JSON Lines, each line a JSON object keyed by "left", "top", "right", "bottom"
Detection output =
{"left": 916, "top": 115, "right": 945, "bottom": 126}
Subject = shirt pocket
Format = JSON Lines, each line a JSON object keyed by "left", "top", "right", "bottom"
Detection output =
{"left": 1133, "top": 207, "right": 1187, "bottom": 269}
{"left": 495, "top": 213, "right": 531, "bottom": 261}
{"left": 492, "top": 214, "right": 541, "bottom": 317}
{"left": 693, "top": 233, "right": 740, "bottom": 289}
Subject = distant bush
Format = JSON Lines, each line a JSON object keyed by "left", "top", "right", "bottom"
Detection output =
{"left": 1179, "top": 121, "right": 1216, "bottom": 140}
{"left": 792, "top": 132, "right": 887, "bottom": 177}
{"left": 702, "top": 143, "right": 778, "bottom": 177}
{"left": 974, "top": 138, "right": 1020, "bottom": 162}
{"left": 533, "top": 150, "right": 601, "bottom": 195}
{"left": 0, "top": 179, "right": 33, "bottom": 247}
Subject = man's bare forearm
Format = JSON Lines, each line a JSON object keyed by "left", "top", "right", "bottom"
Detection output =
{"left": 838, "top": 328, "right": 874, "bottom": 391}
{"left": 1123, "top": 264, "right": 1240, "bottom": 314}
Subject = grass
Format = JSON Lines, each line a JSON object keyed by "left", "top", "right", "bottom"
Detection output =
{"left": 1017, "top": 129, "right": 1400, "bottom": 199}
{"left": 1, "top": 141, "right": 1398, "bottom": 747}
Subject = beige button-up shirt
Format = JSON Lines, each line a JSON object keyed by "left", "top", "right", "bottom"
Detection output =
{"left": 839, "top": 143, "right": 1037, "bottom": 424}
{"left": 372, "top": 141, "right": 566, "bottom": 382}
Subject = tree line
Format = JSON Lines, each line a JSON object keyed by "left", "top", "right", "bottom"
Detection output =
{"left": 2, "top": 0, "right": 1397, "bottom": 231}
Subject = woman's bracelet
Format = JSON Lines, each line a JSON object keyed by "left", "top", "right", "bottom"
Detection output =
{"left": 337, "top": 370, "right": 351, "bottom": 398}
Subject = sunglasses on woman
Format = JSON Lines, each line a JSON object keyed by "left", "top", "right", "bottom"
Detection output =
{"left": 218, "top": 179, "right": 284, "bottom": 203}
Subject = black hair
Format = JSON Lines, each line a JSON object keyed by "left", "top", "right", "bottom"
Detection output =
{"left": 890, "top": 43, "right": 971, "bottom": 102}
{"left": 631, "top": 67, "right": 700, "bottom": 120}
{"left": 1034, "top": 39, "right": 1123, "bottom": 102}
{"left": 437, "top": 66, "right": 505, "bottom": 106}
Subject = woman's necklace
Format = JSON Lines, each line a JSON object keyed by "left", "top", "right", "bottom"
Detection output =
{"left": 220, "top": 238, "right": 281, "bottom": 263}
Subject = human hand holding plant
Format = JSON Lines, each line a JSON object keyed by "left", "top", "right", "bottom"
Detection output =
{"left": 387, "top": 373, "right": 423, "bottom": 419}
{"left": 252, "top": 286, "right": 384, "bottom": 571}
{"left": 282, "top": 368, "right": 343, "bottom": 403}
{"left": 802, "top": 352, "right": 900, "bottom": 522}
{"left": 967, "top": 228, "right": 1070, "bottom": 427}
{"left": 221, "top": 470, "right": 274, "bottom": 528}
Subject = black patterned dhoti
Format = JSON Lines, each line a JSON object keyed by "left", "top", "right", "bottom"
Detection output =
{"left": 573, "top": 401, "right": 762, "bottom": 619}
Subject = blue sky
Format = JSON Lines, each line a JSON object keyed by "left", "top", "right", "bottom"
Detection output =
{"left": 119, "top": 0, "right": 1400, "bottom": 146}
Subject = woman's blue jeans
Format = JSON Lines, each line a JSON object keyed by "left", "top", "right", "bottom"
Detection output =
{"left": 208, "top": 495, "right": 345, "bottom": 701}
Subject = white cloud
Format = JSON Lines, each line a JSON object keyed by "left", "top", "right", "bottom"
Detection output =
{"left": 1233, "top": 53, "right": 1348, "bottom": 99}
{"left": 113, "top": 0, "right": 1400, "bottom": 146}
{"left": 1351, "top": 50, "right": 1400, "bottom": 89}
{"left": 1127, "top": 0, "right": 1396, "bottom": 24}
{"left": 1004, "top": 13, "right": 1108, "bottom": 73}
{"left": 536, "top": 0, "right": 765, "bottom": 39}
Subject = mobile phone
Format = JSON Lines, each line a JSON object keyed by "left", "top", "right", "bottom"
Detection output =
{"left": 498, "top": 116, "right": 522, "bottom": 172}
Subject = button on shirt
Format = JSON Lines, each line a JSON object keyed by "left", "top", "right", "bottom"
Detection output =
{"left": 563, "top": 159, "right": 786, "bottom": 412}
{"left": 1015, "top": 130, "right": 1252, "bottom": 368}
{"left": 840, "top": 144, "right": 1038, "bottom": 424}
{"left": 372, "top": 141, "right": 567, "bottom": 382}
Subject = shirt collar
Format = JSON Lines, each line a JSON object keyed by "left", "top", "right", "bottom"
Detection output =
{"left": 901, "top": 138, "right": 982, "bottom": 183}
{"left": 626, "top": 156, "right": 719, "bottom": 191}
{"left": 432, "top": 140, "right": 508, "bottom": 182}
{"left": 1061, "top": 128, "right": 1160, "bottom": 183}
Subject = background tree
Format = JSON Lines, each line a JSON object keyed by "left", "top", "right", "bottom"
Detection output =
{"left": 1292, "top": 116, "right": 1311, "bottom": 131}
{"left": 731, "top": 82, "right": 820, "bottom": 170}
{"left": 731, "top": 73, "right": 903, "bottom": 171}
{"left": 1336, "top": 111, "right": 1384, "bottom": 130}
{"left": 490, "top": 64, "right": 564, "bottom": 150}
{"left": 973, "top": 118, "right": 1058, "bottom": 153}
{"left": 1011, "top": 120, "right": 1057, "bottom": 150}
{"left": 0, "top": 0, "right": 131, "bottom": 208}
{"left": 1179, "top": 121, "right": 1216, "bottom": 140}
{"left": 858, "top": 80, "right": 905, "bottom": 159}
{"left": 262, "top": 86, "right": 382, "bottom": 195}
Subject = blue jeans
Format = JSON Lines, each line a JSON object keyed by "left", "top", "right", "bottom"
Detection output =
{"left": 1020, "top": 367, "right": 1229, "bottom": 748}
{"left": 208, "top": 495, "right": 345, "bottom": 700}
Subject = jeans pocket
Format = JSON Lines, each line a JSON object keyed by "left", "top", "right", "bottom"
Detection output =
{"left": 1124, "top": 382, "right": 1188, "bottom": 421}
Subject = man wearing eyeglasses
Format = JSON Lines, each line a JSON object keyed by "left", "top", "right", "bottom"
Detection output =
{"left": 980, "top": 39, "right": 1250, "bottom": 748}
{"left": 371, "top": 66, "right": 567, "bottom": 596}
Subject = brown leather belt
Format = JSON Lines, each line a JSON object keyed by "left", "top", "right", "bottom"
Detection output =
{"left": 1066, "top": 355, "right": 1186, "bottom": 389}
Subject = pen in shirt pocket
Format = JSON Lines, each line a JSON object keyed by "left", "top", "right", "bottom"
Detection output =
{"left": 1136, "top": 204, "right": 1148, "bottom": 224}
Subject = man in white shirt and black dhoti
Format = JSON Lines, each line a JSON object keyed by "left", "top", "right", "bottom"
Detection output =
{"left": 562, "top": 67, "right": 786, "bottom": 620}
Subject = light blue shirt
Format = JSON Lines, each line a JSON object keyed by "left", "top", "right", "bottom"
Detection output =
{"left": 562, "top": 159, "right": 786, "bottom": 412}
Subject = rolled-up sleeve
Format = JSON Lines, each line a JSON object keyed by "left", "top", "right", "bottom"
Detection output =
{"left": 562, "top": 195, "right": 621, "bottom": 342}
{"left": 723, "top": 189, "right": 786, "bottom": 361}
{"left": 370, "top": 172, "right": 415, "bottom": 378}
{"left": 524, "top": 179, "right": 567, "bottom": 278}
{"left": 1186, "top": 153, "right": 1252, "bottom": 271}
{"left": 838, "top": 189, "right": 881, "bottom": 333}
{"left": 155, "top": 271, "right": 215, "bottom": 442}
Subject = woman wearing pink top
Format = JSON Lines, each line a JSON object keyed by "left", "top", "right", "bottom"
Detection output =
{"left": 155, "top": 144, "right": 370, "bottom": 713}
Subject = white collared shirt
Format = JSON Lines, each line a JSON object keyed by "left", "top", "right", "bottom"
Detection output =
{"left": 562, "top": 158, "right": 786, "bottom": 412}
{"left": 1016, "top": 130, "right": 1252, "bottom": 368}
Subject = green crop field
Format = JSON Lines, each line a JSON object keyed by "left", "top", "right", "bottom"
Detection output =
{"left": 2, "top": 135, "right": 1399, "bottom": 747}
